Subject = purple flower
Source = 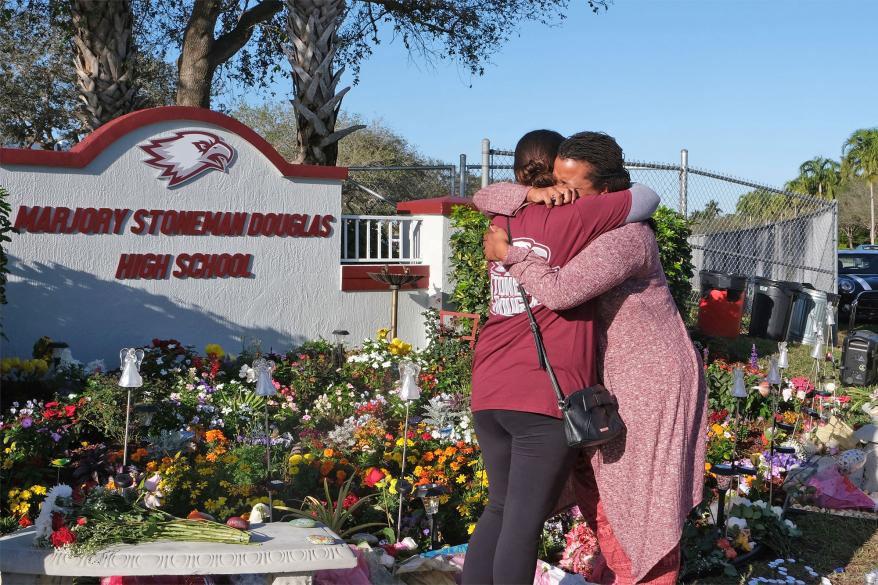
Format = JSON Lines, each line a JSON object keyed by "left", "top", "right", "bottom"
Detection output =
{"left": 750, "top": 344, "right": 759, "bottom": 370}
{"left": 21, "top": 416, "right": 33, "bottom": 428}
{"left": 51, "top": 432, "right": 62, "bottom": 442}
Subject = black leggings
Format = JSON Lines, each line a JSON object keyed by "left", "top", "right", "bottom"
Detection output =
{"left": 462, "top": 409, "right": 576, "bottom": 585}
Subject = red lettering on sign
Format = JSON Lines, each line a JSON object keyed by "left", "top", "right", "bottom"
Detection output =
{"left": 173, "top": 253, "right": 253, "bottom": 279}
{"left": 115, "top": 254, "right": 172, "bottom": 279}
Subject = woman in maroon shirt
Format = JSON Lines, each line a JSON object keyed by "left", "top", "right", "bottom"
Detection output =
{"left": 463, "top": 130, "right": 659, "bottom": 585}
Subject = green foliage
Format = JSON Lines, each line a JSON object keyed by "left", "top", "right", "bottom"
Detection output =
{"left": 448, "top": 205, "right": 491, "bottom": 321}
{"left": 653, "top": 205, "right": 695, "bottom": 316}
{"left": 420, "top": 308, "right": 474, "bottom": 397}
{"left": 282, "top": 476, "right": 385, "bottom": 539}
{"left": 706, "top": 361, "right": 772, "bottom": 419}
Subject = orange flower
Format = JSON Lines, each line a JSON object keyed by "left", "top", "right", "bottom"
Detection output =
{"left": 339, "top": 458, "right": 349, "bottom": 466}
{"left": 146, "top": 461, "right": 158, "bottom": 472}
{"left": 206, "top": 452, "right": 218, "bottom": 462}
{"left": 130, "top": 448, "right": 149, "bottom": 463}
{"left": 320, "top": 461, "right": 334, "bottom": 476}
{"left": 205, "top": 430, "right": 227, "bottom": 444}
{"left": 336, "top": 470, "right": 347, "bottom": 482}
{"left": 323, "top": 448, "right": 334, "bottom": 458}
{"left": 423, "top": 452, "right": 435, "bottom": 462}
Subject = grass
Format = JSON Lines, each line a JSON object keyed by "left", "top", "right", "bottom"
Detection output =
{"left": 686, "top": 511, "right": 878, "bottom": 584}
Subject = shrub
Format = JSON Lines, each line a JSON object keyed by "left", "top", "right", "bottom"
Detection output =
{"left": 652, "top": 205, "right": 695, "bottom": 316}
{"left": 448, "top": 205, "right": 490, "bottom": 321}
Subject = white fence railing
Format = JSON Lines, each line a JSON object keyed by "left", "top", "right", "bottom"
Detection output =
{"left": 340, "top": 215, "right": 422, "bottom": 264}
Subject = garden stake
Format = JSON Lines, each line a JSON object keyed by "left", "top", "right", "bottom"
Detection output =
{"left": 253, "top": 357, "right": 277, "bottom": 521}
{"left": 395, "top": 360, "right": 421, "bottom": 543}
{"left": 396, "top": 400, "right": 411, "bottom": 542}
{"left": 766, "top": 357, "right": 782, "bottom": 505}
{"left": 117, "top": 348, "right": 145, "bottom": 470}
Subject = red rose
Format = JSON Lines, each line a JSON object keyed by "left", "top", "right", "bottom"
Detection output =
{"left": 45, "top": 402, "right": 59, "bottom": 409}
{"left": 64, "top": 405, "right": 77, "bottom": 417}
{"left": 363, "top": 467, "right": 386, "bottom": 488}
{"left": 76, "top": 517, "right": 87, "bottom": 526}
{"left": 18, "top": 516, "right": 32, "bottom": 528}
{"left": 342, "top": 493, "right": 360, "bottom": 510}
{"left": 421, "top": 432, "right": 432, "bottom": 440}
{"left": 51, "top": 511, "right": 65, "bottom": 531}
{"left": 50, "top": 526, "right": 76, "bottom": 548}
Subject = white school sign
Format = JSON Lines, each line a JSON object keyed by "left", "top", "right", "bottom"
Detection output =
{"left": 1, "top": 107, "right": 451, "bottom": 364}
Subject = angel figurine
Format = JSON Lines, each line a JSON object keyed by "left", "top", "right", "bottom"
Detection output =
{"left": 398, "top": 360, "right": 421, "bottom": 401}
{"left": 253, "top": 357, "right": 277, "bottom": 396}
{"left": 118, "top": 348, "right": 144, "bottom": 388}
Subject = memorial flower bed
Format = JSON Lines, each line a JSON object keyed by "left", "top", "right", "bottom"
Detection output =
{"left": 1, "top": 321, "right": 875, "bottom": 582}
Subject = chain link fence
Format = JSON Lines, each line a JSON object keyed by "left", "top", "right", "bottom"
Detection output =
{"left": 341, "top": 144, "right": 837, "bottom": 303}
{"left": 486, "top": 147, "right": 838, "bottom": 297}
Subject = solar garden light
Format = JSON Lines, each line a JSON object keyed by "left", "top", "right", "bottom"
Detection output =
{"left": 415, "top": 483, "right": 447, "bottom": 550}
{"left": 331, "top": 329, "right": 349, "bottom": 368}
{"left": 253, "top": 356, "right": 279, "bottom": 520}
{"left": 117, "top": 348, "right": 144, "bottom": 488}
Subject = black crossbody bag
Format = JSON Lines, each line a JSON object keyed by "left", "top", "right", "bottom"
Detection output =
{"left": 505, "top": 217, "right": 626, "bottom": 448}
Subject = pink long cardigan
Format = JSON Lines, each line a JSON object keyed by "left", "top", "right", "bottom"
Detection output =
{"left": 474, "top": 183, "right": 708, "bottom": 582}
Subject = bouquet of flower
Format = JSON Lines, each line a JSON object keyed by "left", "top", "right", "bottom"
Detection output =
{"left": 558, "top": 521, "right": 601, "bottom": 580}
{"left": 34, "top": 484, "right": 251, "bottom": 556}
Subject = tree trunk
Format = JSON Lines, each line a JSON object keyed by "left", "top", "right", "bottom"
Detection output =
{"left": 843, "top": 226, "right": 854, "bottom": 249}
{"left": 284, "top": 0, "right": 364, "bottom": 165}
{"left": 176, "top": 0, "right": 222, "bottom": 108}
{"left": 69, "top": 0, "right": 140, "bottom": 132}
{"left": 870, "top": 180, "right": 876, "bottom": 245}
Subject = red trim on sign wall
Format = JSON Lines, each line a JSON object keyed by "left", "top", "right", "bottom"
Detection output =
{"left": 0, "top": 106, "right": 348, "bottom": 181}
{"left": 341, "top": 265, "right": 430, "bottom": 291}
{"left": 396, "top": 196, "right": 474, "bottom": 216}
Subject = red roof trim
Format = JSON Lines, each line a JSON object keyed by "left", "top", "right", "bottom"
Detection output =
{"left": 0, "top": 106, "right": 348, "bottom": 181}
{"left": 396, "top": 196, "right": 475, "bottom": 216}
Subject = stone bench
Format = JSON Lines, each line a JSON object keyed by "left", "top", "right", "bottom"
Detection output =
{"left": 0, "top": 522, "right": 356, "bottom": 585}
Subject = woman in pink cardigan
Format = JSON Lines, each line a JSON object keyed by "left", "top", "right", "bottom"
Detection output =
{"left": 478, "top": 132, "right": 707, "bottom": 585}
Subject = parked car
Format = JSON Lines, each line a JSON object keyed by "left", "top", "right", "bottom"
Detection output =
{"left": 838, "top": 249, "right": 878, "bottom": 320}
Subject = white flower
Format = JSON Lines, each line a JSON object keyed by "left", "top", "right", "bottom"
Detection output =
{"left": 771, "top": 505, "right": 784, "bottom": 517}
{"left": 727, "top": 517, "right": 748, "bottom": 531}
{"left": 782, "top": 386, "right": 793, "bottom": 401}
{"left": 796, "top": 390, "right": 807, "bottom": 400}
{"left": 784, "top": 519, "right": 797, "bottom": 530}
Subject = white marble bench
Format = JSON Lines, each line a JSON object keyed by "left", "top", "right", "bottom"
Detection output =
{"left": 0, "top": 523, "right": 356, "bottom": 585}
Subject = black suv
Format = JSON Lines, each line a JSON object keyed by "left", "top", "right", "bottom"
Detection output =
{"left": 838, "top": 249, "right": 878, "bottom": 318}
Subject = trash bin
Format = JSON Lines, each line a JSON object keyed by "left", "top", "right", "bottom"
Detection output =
{"left": 697, "top": 270, "right": 748, "bottom": 338}
{"left": 787, "top": 286, "right": 834, "bottom": 346}
{"left": 748, "top": 277, "right": 796, "bottom": 341}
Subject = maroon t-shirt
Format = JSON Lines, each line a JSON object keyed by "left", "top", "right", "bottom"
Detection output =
{"left": 471, "top": 190, "right": 632, "bottom": 418}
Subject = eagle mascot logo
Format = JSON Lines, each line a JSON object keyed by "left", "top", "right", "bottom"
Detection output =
{"left": 139, "top": 131, "right": 235, "bottom": 187}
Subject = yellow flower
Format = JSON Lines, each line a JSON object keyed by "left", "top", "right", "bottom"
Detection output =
{"left": 303, "top": 453, "right": 314, "bottom": 462}
{"left": 467, "top": 523, "right": 476, "bottom": 535}
{"left": 388, "top": 338, "right": 412, "bottom": 356}
{"left": 376, "top": 328, "right": 390, "bottom": 341}
{"left": 31, "top": 485, "right": 47, "bottom": 496}
{"left": 204, "top": 343, "right": 225, "bottom": 358}
{"left": 289, "top": 454, "right": 303, "bottom": 465}
{"left": 290, "top": 466, "right": 300, "bottom": 475}
{"left": 20, "top": 490, "right": 32, "bottom": 501}
{"left": 455, "top": 475, "right": 466, "bottom": 484}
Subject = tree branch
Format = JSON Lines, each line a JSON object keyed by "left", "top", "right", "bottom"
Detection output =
{"left": 211, "top": 0, "right": 282, "bottom": 67}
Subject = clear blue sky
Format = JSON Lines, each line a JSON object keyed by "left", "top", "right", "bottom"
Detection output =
{"left": 250, "top": 0, "right": 877, "bottom": 187}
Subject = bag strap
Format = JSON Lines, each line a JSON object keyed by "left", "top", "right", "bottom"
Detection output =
{"left": 505, "top": 217, "right": 567, "bottom": 411}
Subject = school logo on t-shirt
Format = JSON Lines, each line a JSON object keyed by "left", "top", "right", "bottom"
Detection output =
{"left": 489, "top": 238, "right": 552, "bottom": 317}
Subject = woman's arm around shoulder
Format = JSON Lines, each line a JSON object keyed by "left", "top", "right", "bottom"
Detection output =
{"left": 506, "top": 223, "right": 653, "bottom": 311}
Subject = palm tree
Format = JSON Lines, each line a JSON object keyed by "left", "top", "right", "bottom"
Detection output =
{"left": 786, "top": 157, "right": 841, "bottom": 199}
{"left": 283, "top": 0, "right": 364, "bottom": 165}
{"left": 69, "top": 0, "right": 140, "bottom": 132}
{"left": 843, "top": 129, "right": 878, "bottom": 244}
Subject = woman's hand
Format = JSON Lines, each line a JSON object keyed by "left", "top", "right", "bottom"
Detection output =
{"left": 483, "top": 224, "right": 510, "bottom": 262}
{"left": 526, "top": 185, "right": 580, "bottom": 207}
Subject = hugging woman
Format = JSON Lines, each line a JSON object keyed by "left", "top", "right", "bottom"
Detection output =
{"left": 462, "top": 130, "right": 661, "bottom": 585}
{"left": 472, "top": 131, "right": 707, "bottom": 585}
